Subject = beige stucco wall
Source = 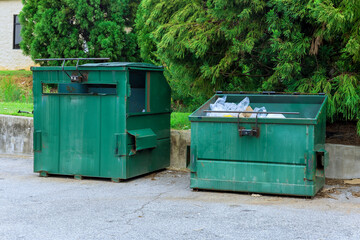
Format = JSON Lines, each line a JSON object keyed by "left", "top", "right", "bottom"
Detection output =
{"left": 0, "top": 0, "right": 34, "bottom": 70}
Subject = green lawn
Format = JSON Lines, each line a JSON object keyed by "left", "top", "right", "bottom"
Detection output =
{"left": 0, "top": 70, "right": 32, "bottom": 77}
{"left": 171, "top": 112, "right": 191, "bottom": 130}
{"left": 0, "top": 102, "right": 33, "bottom": 117}
{"left": 0, "top": 101, "right": 191, "bottom": 129}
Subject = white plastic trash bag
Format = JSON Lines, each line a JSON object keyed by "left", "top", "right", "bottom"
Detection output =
{"left": 266, "top": 114, "right": 286, "bottom": 119}
{"left": 237, "top": 97, "right": 250, "bottom": 112}
{"left": 207, "top": 96, "right": 250, "bottom": 117}
{"left": 251, "top": 107, "right": 267, "bottom": 118}
{"left": 207, "top": 96, "right": 227, "bottom": 117}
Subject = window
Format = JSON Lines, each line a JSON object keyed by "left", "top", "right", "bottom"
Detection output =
{"left": 13, "top": 15, "right": 22, "bottom": 49}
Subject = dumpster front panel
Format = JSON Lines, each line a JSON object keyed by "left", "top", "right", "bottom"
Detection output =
{"left": 33, "top": 94, "right": 60, "bottom": 174}
{"left": 192, "top": 122, "right": 312, "bottom": 165}
{"left": 34, "top": 74, "right": 127, "bottom": 178}
{"left": 189, "top": 94, "right": 327, "bottom": 196}
{"left": 58, "top": 96, "right": 101, "bottom": 176}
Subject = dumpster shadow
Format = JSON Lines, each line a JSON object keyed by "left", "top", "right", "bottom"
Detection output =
{"left": 36, "top": 168, "right": 170, "bottom": 183}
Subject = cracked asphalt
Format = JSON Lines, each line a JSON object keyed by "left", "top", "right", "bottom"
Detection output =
{"left": 1, "top": 155, "right": 360, "bottom": 240}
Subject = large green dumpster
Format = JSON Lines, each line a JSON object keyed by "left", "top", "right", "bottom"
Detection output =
{"left": 32, "top": 61, "right": 171, "bottom": 181}
{"left": 189, "top": 93, "right": 328, "bottom": 196}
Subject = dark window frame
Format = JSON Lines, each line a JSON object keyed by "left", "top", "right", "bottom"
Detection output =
{"left": 13, "top": 15, "right": 21, "bottom": 49}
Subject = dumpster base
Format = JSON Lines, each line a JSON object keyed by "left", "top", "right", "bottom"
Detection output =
{"left": 35, "top": 168, "right": 168, "bottom": 182}
{"left": 190, "top": 160, "right": 325, "bottom": 197}
{"left": 190, "top": 178, "right": 324, "bottom": 197}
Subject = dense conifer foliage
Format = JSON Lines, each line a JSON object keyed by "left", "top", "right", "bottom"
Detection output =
{"left": 136, "top": 0, "right": 360, "bottom": 131}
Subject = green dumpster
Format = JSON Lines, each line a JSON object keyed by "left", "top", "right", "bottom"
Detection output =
{"left": 189, "top": 93, "right": 328, "bottom": 197}
{"left": 32, "top": 60, "right": 171, "bottom": 181}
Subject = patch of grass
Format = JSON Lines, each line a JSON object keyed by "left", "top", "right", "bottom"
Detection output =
{"left": 0, "top": 70, "right": 32, "bottom": 77}
{"left": 171, "top": 112, "right": 191, "bottom": 130}
{"left": 0, "top": 71, "right": 33, "bottom": 103}
{"left": 0, "top": 102, "right": 33, "bottom": 116}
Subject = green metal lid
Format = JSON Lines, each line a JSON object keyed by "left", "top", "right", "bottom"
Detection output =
{"left": 80, "top": 62, "right": 163, "bottom": 69}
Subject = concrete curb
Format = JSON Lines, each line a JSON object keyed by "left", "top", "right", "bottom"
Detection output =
{"left": 1, "top": 115, "right": 359, "bottom": 179}
{"left": 0, "top": 114, "right": 33, "bottom": 156}
{"left": 325, "top": 143, "right": 360, "bottom": 179}
{"left": 170, "top": 129, "right": 191, "bottom": 170}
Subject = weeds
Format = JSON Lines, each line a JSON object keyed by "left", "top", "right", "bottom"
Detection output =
{"left": 0, "top": 71, "right": 32, "bottom": 103}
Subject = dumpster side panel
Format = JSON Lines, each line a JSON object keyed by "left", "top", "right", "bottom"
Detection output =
{"left": 314, "top": 101, "right": 327, "bottom": 150}
{"left": 126, "top": 114, "right": 170, "bottom": 140}
{"left": 125, "top": 114, "right": 170, "bottom": 178}
{"left": 126, "top": 138, "right": 170, "bottom": 178}
{"left": 312, "top": 100, "right": 327, "bottom": 189}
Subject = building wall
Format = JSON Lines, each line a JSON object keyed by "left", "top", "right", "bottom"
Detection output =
{"left": 0, "top": 0, "right": 34, "bottom": 70}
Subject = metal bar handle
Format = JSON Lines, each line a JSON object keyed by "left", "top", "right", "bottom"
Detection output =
{"left": 35, "top": 58, "right": 110, "bottom": 62}
{"left": 204, "top": 110, "right": 300, "bottom": 115}
{"left": 35, "top": 58, "right": 110, "bottom": 83}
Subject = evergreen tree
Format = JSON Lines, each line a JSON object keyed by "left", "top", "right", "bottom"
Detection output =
{"left": 20, "top": 0, "right": 140, "bottom": 65}
{"left": 136, "top": 0, "right": 360, "bottom": 132}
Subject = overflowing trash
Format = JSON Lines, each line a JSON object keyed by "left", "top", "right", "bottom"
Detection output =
{"left": 206, "top": 95, "right": 286, "bottom": 118}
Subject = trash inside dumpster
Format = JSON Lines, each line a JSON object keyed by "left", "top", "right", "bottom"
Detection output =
{"left": 207, "top": 95, "right": 285, "bottom": 118}
{"left": 189, "top": 93, "right": 328, "bottom": 197}
{"left": 32, "top": 59, "right": 171, "bottom": 181}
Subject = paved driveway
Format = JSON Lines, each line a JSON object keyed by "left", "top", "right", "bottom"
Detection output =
{"left": 1, "top": 155, "right": 360, "bottom": 240}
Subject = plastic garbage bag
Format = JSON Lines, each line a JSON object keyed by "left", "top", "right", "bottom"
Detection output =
{"left": 224, "top": 97, "right": 250, "bottom": 117}
{"left": 266, "top": 114, "right": 286, "bottom": 119}
{"left": 251, "top": 107, "right": 267, "bottom": 118}
{"left": 207, "top": 96, "right": 250, "bottom": 117}
{"left": 214, "top": 95, "right": 227, "bottom": 106}
{"left": 236, "top": 97, "right": 250, "bottom": 112}
{"left": 208, "top": 96, "right": 227, "bottom": 117}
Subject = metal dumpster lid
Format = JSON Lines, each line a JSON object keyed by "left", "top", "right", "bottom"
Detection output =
{"left": 79, "top": 62, "right": 163, "bottom": 69}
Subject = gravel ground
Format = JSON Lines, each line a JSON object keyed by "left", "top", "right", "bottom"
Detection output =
{"left": 1, "top": 155, "right": 360, "bottom": 240}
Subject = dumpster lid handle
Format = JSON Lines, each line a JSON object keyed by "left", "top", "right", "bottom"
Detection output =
{"left": 35, "top": 58, "right": 110, "bottom": 82}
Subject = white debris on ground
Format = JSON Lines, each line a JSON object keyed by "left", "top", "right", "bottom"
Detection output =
{"left": 206, "top": 95, "right": 286, "bottom": 118}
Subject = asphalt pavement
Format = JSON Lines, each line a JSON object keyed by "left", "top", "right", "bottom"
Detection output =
{"left": 1, "top": 155, "right": 360, "bottom": 240}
